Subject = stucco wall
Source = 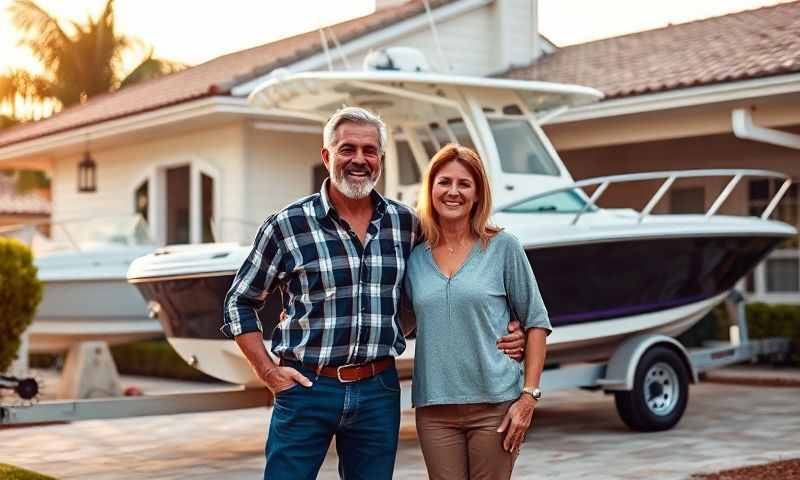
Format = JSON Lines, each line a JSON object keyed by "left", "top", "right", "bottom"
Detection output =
{"left": 51, "top": 121, "right": 247, "bottom": 244}
{"left": 241, "top": 127, "right": 322, "bottom": 242}
{"left": 330, "top": 0, "right": 536, "bottom": 76}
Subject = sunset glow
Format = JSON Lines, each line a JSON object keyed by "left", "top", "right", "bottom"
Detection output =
{"left": 0, "top": 0, "right": 795, "bottom": 120}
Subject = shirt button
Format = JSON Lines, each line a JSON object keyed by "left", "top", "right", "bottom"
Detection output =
{"left": 361, "top": 307, "right": 367, "bottom": 313}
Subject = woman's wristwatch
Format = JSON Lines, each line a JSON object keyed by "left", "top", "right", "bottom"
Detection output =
{"left": 522, "top": 387, "right": 542, "bottom": 401}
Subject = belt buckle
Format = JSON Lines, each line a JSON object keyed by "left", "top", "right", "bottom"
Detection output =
{"left": 336, "top": 364, "right": 358, "bottom": 383}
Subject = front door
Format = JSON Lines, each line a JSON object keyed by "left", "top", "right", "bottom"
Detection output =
{"left": 154, "top": 162, "right": 218, "bottom": 245}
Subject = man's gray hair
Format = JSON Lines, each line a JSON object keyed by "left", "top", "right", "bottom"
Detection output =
{"left": 323, "top": 106, "right": 388, "bottom": 154}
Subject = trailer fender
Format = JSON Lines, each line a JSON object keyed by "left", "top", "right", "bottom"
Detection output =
{"left": 598, "top": 334, "right": 697, "bottom": 391}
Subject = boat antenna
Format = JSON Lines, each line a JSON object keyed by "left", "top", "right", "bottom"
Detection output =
{"left": 318, "top": 27, "right": 335, "bottom": 71}
{"left": 325, "top": 27, "right": 352, "bottom": 69}
{"left": 422, "top": 0, "right": 451, "bottom": 72}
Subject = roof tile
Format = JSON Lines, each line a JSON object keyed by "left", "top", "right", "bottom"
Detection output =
{"left": 505, "top": 1, "right": 800, "bottom": 99}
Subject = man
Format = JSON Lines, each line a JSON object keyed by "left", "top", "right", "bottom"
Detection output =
{"left": 222, "top": 106, "right": 525, "bottom": 479}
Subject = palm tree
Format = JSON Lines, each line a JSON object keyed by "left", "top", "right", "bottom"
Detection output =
{"left": 0, "top": 0, "right": 183, "bottom": 124}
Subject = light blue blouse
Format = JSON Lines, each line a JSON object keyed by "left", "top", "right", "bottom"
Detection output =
{"left": 404, "top": 231, "right": 551, "bottom": 408}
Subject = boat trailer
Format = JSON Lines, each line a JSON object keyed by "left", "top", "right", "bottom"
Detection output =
{"left": 1, "top": 291, "right": 790, "bottom": 429}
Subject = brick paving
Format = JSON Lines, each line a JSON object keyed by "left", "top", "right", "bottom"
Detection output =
{"left": 1, "top": 371, "right": 799, "bottom": 479}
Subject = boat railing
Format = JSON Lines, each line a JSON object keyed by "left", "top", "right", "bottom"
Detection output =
{"left": 0, "top": 214, "right": 153, "bottom": 252}
{"left": 500, "top": 169, "right": 791, "bottom": 226}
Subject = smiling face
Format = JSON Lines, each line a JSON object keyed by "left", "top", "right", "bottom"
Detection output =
{"left": 322, "top": 121, "right": 383, "bottom": 200}
{"left": 431, "top": 160, "right": 479, "bottom": 224}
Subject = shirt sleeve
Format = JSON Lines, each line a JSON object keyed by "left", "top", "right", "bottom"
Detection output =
{"left": 221, "top": 216, "right": 285, "bottom": 338}
{"left": 503, "top": 234, "right": 552, "bottom": 335}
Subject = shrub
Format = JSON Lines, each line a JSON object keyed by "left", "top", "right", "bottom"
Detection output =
{"left": 0, "top": 463, "right": 56, "bottom": 480}
{"left": 110, "top": 339, "right": 220, "bottom": 382}
{"left": 677, "top": 302, "right": 799, "bottom": 366}
{"left": 0, "top": 238, "right": 42, "bottom": 372}
{"left": 746, "top": 303, "right": 800, "bottom": 365}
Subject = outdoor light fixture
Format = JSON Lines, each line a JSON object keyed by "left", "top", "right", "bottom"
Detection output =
{"left": 77, "top": 149, "right": 97, "bottom": 193}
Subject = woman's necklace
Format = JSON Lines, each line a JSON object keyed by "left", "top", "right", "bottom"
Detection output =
{"left": 445, "top": 238, "right": 466, "bottom": 255}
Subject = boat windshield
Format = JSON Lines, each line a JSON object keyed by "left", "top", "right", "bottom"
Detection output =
{"left": 58, "top": 215, "right": 154, "bottom": 249}
{"left": 502, "top": 189, "right": 595, "bottom": 214}
{"left": 441, "top": 118, "right": 561, "bottom": 176}
{"left": 489, "top": 118, "right": 560, "bottom": 176}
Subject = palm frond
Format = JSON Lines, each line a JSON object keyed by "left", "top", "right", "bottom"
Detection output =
{"left": 6, "top": 0, "right": 182, "bottom": 110}
{"left": 0, "top": 69, "right": 57, "bottom": 120}
{"left": 119, "top": 53, "right": 185, "bottom": 89}
{"left": 9, "top": 0, "right": 77, "bottom": 73}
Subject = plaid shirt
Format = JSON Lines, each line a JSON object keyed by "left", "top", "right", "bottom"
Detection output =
{"left": 222, "top": 180, "right": 419, "bottom": 368}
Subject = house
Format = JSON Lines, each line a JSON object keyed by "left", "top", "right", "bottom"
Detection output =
{"left": 0, "top": 0, "right": 798, "bottom": 302}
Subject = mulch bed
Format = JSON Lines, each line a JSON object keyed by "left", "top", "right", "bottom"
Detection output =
{"left": 691, "top": 459, "right": 800, "bottom": 479}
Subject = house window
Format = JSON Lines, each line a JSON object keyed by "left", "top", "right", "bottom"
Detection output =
{"left": 134, "top": 180, "right": 148, "bottom": 222}
{"left": 765, "top": 258, "right": 800, "bottom": 292}
{"left": 749, "top": 178, "right": 800, "bottom": 293}
{"left": 166, "top": 165, "right": 190, "bottom": 244}
{"left": 201, "top": 173, "right": 214, "bottom": 243}
{"left": 748, "top": 179, "right": 799, "bottom": 248}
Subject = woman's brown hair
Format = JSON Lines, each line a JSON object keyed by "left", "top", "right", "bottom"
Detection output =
{"left": 417, "top": 143, "right": 502, "bottom": 249}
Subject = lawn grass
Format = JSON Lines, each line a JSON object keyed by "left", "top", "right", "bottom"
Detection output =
{"left": 0, "top": 463, "right": 56, "bottom": 480}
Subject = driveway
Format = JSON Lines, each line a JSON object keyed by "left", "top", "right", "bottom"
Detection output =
{"left": 1, "top": 377, "right": 798, "bottom": 479}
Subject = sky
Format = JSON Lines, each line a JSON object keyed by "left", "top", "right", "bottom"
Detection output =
{"left": 0, "top": 0, "right": 796, "bottom": 74}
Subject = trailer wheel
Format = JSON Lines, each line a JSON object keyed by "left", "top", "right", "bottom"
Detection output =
{"left": 614, "top": 346, "right": 689, "bottom": 432}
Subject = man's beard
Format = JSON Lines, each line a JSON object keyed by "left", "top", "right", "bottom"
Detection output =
{"left": 330, "top": 158, "right": 382, "bottom": 200}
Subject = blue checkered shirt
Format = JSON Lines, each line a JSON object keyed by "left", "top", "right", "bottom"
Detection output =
{"left": 222, "top": 180, "right": 419, "bottom": 368}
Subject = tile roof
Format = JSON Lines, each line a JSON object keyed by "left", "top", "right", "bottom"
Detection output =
{"left": 0, "top": 0, "right": 456, "bottom": 148}
{"left": 504, "top": 1, "right": 800, "bottom": 99}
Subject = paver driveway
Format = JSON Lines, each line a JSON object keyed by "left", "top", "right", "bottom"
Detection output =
{"left": 2, "top": 379, "right": 799, "bottom": 479}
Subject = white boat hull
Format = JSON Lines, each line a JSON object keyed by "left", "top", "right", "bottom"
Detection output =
{"left": 30, "top": 277, "right": 161, "bottom": 354}
{"left": 164, "top": 293, "right": 726, "bottom": 386}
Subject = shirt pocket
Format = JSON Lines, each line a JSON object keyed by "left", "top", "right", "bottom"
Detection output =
{"left": 292, "top": 258, "right": 337, "bottom": 302}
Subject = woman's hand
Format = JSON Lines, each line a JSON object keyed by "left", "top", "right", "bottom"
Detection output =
{"left": 497, "top": 394, "right": 536, "bottom": 452}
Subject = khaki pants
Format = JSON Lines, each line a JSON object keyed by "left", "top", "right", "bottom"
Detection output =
{"left": 415, "top": 401, "right": 519, "bottom": 480}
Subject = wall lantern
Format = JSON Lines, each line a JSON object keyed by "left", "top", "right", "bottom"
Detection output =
{"left": 77, "top": 149, "right": 97, "bottom": 193}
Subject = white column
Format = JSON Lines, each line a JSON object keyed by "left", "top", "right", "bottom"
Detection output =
{"left": 7, "top": 329, "right": 29, "bottom": 377}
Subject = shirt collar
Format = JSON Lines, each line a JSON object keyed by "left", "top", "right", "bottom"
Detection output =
{"left": 315, "top": 178, "right": 387, "bottom": 220}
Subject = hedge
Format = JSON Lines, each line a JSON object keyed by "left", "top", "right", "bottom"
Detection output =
{"left": 0, "top": 463, "right": 56, "bottom": 480}
{"left": 30, "top": 339, "right": 221, "bottom": 382}
{"left": 109, "top": 339, "right": 220, "bottom": 382}
{"left": 679, "top": 302, "right": 800, "bottom": 366}
{"left": 0, "top": 238, "right": 42, "bottom": 373}
{"left": 746, "top": 303, "right": 800, "bottom": 365}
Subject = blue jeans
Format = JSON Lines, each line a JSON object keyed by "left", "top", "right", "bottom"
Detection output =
{"left": 264, "top": 362, "right": 401, "bottom": 480}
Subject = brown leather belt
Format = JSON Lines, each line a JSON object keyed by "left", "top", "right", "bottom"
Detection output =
{"left": 281, "top": 357, "right": 394, "bottom": 383}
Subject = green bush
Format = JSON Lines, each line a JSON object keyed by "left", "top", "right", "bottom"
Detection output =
{"left": 746, "top": 303, "right": 800, "bottom": 365}
{"left": 677, "top": 302, "right": 799, "bottom": 366}
{"left": 110, "top": 339, "right": 220, "bottom": 382}
{"left": 0, "top": 238, "right": 42, "bottom": 372}
{"left": 0, "top": 463, "right": 56, "bottom": 480}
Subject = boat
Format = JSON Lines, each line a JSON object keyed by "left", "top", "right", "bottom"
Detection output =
{"left": 126, "top": 50, "right": 795, "bottom": 386}
{"left": 2, "top": 216, "right": 163, "bottom": 354}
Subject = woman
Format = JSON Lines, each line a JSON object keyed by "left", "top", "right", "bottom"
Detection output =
{"left": 404, "top": 144, "right": 551, "bottom": 479}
